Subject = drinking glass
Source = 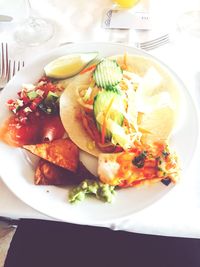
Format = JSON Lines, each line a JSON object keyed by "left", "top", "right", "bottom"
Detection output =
{"left": 112, "top": 0, "right": 140, "bottom": 8}
{"left": 14, "top": 0, "right": 54, "bottom": 46}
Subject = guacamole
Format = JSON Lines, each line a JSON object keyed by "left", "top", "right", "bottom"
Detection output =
{"left": 69, "top": 179, "right": 116, "bottom": 203}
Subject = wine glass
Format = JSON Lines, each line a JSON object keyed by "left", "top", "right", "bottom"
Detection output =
{"left": 14, "top": 0, "right": 54, "bottom": 46}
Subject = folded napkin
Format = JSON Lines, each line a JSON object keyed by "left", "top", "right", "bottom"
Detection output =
{"left": 4, "top": 219, "right": 200, "bottom": 267}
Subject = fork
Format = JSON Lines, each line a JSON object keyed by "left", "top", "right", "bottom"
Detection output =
{"left": 0, "top": 43, "right": 24, "bottom": 90}
{"left": 10, "top": 60, "right": 25, "bottom": 80}
{"left": 0, "top": 43, "right": 9, "bottom": 90}
{"left": 136, "top": 34, "right": 170, "bottom": 51}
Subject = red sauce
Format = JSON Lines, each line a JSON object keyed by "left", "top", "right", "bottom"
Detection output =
{"left": 0, "top": 112, "right": 65, "bottom": 147}
{"left": 0, "top": 78, "right": 66, "bottom": 147}
{"left": 40, "top": 114, "right": 65, "bottom": 142}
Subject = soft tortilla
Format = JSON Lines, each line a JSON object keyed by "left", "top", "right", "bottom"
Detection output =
{"left": 60, "top": 71, "right": 101, "bottom": 157}
{"left": 60, "top": 54, "right": 181, "bottom": 157}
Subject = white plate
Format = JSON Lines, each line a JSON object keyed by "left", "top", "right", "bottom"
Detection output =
{"left": 0, "top": 42, "right": 199, "bottom": 225}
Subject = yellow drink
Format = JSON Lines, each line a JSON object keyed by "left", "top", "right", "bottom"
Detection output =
{"left": 113, "top": 0, "right": 140, "bottom": 8}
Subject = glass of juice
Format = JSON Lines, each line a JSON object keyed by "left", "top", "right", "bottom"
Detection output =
{"left": 113, "top": 0, "right": 140, "bottom": 8}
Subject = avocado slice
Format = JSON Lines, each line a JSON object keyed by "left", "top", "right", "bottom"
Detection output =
{"left": 93, "top": 90, "right": 124, "bottom": 140}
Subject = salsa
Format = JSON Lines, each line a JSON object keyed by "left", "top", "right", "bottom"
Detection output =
{"left": 0, "top": 112, "right": 65, "bottom": 146}
{"left": 0, "top": 77, "right": 65, "bottom": 146}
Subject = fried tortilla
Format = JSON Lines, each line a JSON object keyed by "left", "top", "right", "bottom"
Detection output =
{"left": 24, "top": 138, "right": 79, "bottom": 172}
{"left": 35, "top": 159, "right": 96, "bottom": 185}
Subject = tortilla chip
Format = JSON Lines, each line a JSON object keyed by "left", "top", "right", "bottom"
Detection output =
{"left": 24, "top": 138, "right": 79, "bottom": 172}
{"left": 35, "top": 159, "right": 96, "bottom": 185}
{"left": 35, "top": 159, "right": 74, "bottom": 185}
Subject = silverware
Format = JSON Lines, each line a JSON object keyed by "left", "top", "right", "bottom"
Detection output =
{"left": 136, "top": 34, "right": 170, "bottom": 51}
{"left": 0, "top": 15, "right": 13, "bottom": 22}
{"left": 0, "top": 43, "right": 24, "bottom": 90}
{"left": 0, "top": 43, "right": 9, "bottom": 90}
{"left": 10, "top": 60, "right": 25, "bottom": 79}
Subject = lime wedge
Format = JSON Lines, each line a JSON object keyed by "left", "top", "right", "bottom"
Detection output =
{"left": 44, "top": 52, "right": 98, "bottom": 79}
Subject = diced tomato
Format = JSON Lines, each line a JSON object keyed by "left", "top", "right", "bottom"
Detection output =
{"left": 7, "top": 99, "right": 14, "bottom": 105}
{"left": 29, "top": 96, "right": 43, "bottom": 111}
{"left": 37, "top": 82, "right": 57, "bottom": 97}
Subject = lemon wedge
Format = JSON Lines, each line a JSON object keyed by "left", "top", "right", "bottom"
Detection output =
{"left": 44, "top": 52, "right": 98, "bottom": 79}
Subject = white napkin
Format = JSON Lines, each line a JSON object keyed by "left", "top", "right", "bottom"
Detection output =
{"left": 102, "top": 9, "right": 152, "bottom": 30}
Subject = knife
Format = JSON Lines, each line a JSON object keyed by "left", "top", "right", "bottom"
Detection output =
{"left": 0, "top": 15, "right": 13, "bottom": 22}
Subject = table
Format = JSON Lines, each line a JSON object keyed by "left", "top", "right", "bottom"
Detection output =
{"left": 1, "top": 0, "right": 200, "bottom": 238}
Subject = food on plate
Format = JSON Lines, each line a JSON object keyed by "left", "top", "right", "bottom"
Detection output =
{"left": 35, "top": 158, "right": 74, "bottom": 185}
{"left": 35, "top": 159, "right": 96, "bottom": 185}
{"left": 0, "top": 51, "right": 181, "bottom": 204}
{"left": 93, "top": 58, "right": 123, "bottom": 87}
{"left": 0, "top": 77, "right": 65, "bottom": 146}
{"left": 44, "top": 52, "right": 98, "bottom": 79}
{"left": 68, "top": 179, "right": 116, "bottom": 203}
{"left": 139, "top": 106, "right": 176, "bottom": 144}
{"left": 24, "top": 138, "right": 79, "bottom": 172}
{"left": 0, "top": 113, "right": 65, "bottom": 147}
{"left": 98, "top": 142, "right": 179, "bottom": 187}
{"left": 60, "top": 54, "right": 180, "bottom": 157}
{"left": 59, "top": 53, "right": 180, "bottom": 202}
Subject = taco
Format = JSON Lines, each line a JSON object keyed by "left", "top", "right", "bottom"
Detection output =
{"left": 60, "top": 54, "right": 180, "bottom": 157}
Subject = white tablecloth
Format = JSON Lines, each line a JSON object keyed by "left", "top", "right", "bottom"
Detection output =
{"left": 1, "top": 0, "right": 200, "bottom": 238}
